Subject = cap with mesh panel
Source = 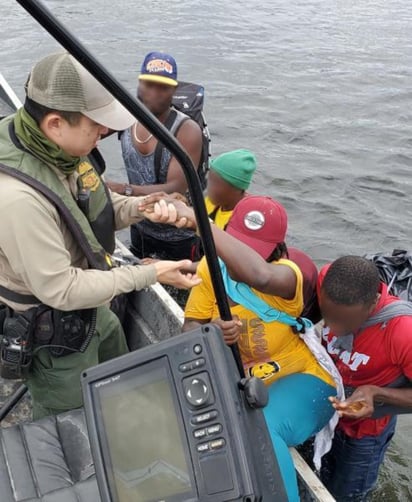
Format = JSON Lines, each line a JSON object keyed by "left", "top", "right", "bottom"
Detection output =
{"left": 26, "top": 52, "right": 135, "bottom": 131}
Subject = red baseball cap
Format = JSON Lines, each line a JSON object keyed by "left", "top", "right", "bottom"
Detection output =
{"left": 226, "top": 196, "right": 288, "bottom": 259}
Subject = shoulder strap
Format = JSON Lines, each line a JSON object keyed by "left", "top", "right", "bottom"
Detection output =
{"left": 153, "top": 109, "right": 178, "bottom": 183}
{"left": 332, "top": 301, "right": 412, "bottom": 352}
{"left": 362, "top": 301, "right": 412, "bottom": 329}
{"left": 0, "top": 162, "right": 108, "bottom": 272}
{"left": 218, "top": 258, "right": 311, "bottom": 333}
{"left": 88, "top": 147, "right": 106, "bottom": 176}
{"left": 340, "top": 300, "right": 412, "bottom": 416}
{"left": 171, "top": 115, "right": 191, "bottom": 136}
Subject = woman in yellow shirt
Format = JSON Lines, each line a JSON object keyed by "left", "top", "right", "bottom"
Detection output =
{"left": 182, "top": 196, "right": 336, "bottom": 502}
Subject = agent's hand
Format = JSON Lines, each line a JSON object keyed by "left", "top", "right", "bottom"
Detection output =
{"left": 139, "top": 197, "right": 197, "bottom": 230}
{"left": 212, "top": 316, "right": 242, "bottom": 345}
{"left": 153, "top": 260, "right": 201, "bottom": 289}
{"left": 329, "top": 385, "right": 377, "bottom": 419}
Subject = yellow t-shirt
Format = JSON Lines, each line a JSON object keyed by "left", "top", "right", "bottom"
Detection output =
{"left": 204, "top": 196, "right": 233, "bottom": 230}
{"left": 185, "top": 257, "right": 334, "bottom": 387}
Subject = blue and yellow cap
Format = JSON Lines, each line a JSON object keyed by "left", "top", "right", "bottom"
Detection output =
{"left": 138, "top": 51, "right": 178, "bottom": 87}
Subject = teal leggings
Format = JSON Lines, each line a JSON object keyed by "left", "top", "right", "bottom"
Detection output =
{"left": 263, "top": 373, "right": 335, "bottom": 501}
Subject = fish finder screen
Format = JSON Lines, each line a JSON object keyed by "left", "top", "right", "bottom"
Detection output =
{"left": 94, "top": 358, "right": 196, "bottom": 502}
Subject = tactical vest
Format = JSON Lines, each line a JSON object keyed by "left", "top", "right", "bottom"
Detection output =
{"left": 0, "top": 115, "right": 116, "bottom": 280}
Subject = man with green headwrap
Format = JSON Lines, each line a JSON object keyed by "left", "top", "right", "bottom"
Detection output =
{"left": 202, "top": 149, "right": 320, "bottom": 322}
{"left": 0, "top": 51, "right": 200, "bottom": 419}
{"left": 204, "top": 149, "right": 257, "bottom": 229}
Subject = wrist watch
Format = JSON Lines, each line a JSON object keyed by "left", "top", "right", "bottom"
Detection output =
{"left": 123, "top": 184, "right": 133, "bottom": 196}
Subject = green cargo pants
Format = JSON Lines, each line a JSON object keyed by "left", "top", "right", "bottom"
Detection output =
{"left": 26, "top": 305, "right": 129, "bottom": 420}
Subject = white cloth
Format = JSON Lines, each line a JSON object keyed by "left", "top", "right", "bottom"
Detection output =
{"left": 301, "top": 325, "right": 345, "bottom": 470}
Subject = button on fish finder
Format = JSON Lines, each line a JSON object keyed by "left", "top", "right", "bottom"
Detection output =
{"left": 191, "top": 409, "right": 218, "bottom": 425}
{"left": 210, "top": 438, "right": 226, "bottom": 450}
{"left": 196, "top": 442, "right": 210, "bottom": 453}
{"left": 179, "top": 358, "right": 205, "bottom": 373}
{"left": 207, "top": 424, "right": 222, "bottom": 435}
{"left": 183, "top": 374, "right": 210, "bottom": 407}
{"left": 192, "top": 357, "right": 205, "bottom": 369}
{"left": 179, "top": 361, "right": 193, "bottom": 373}
{"left": 194, "top": 428, "right": 207, "bottom": 439}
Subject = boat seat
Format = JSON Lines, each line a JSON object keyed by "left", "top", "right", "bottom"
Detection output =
{"left": 0, "top": 408, "right": 99, "bottom": 502}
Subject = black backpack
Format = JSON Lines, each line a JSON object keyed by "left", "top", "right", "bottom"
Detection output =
{"left": 153, "top": 81, "right": 210, "bottom": 190}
